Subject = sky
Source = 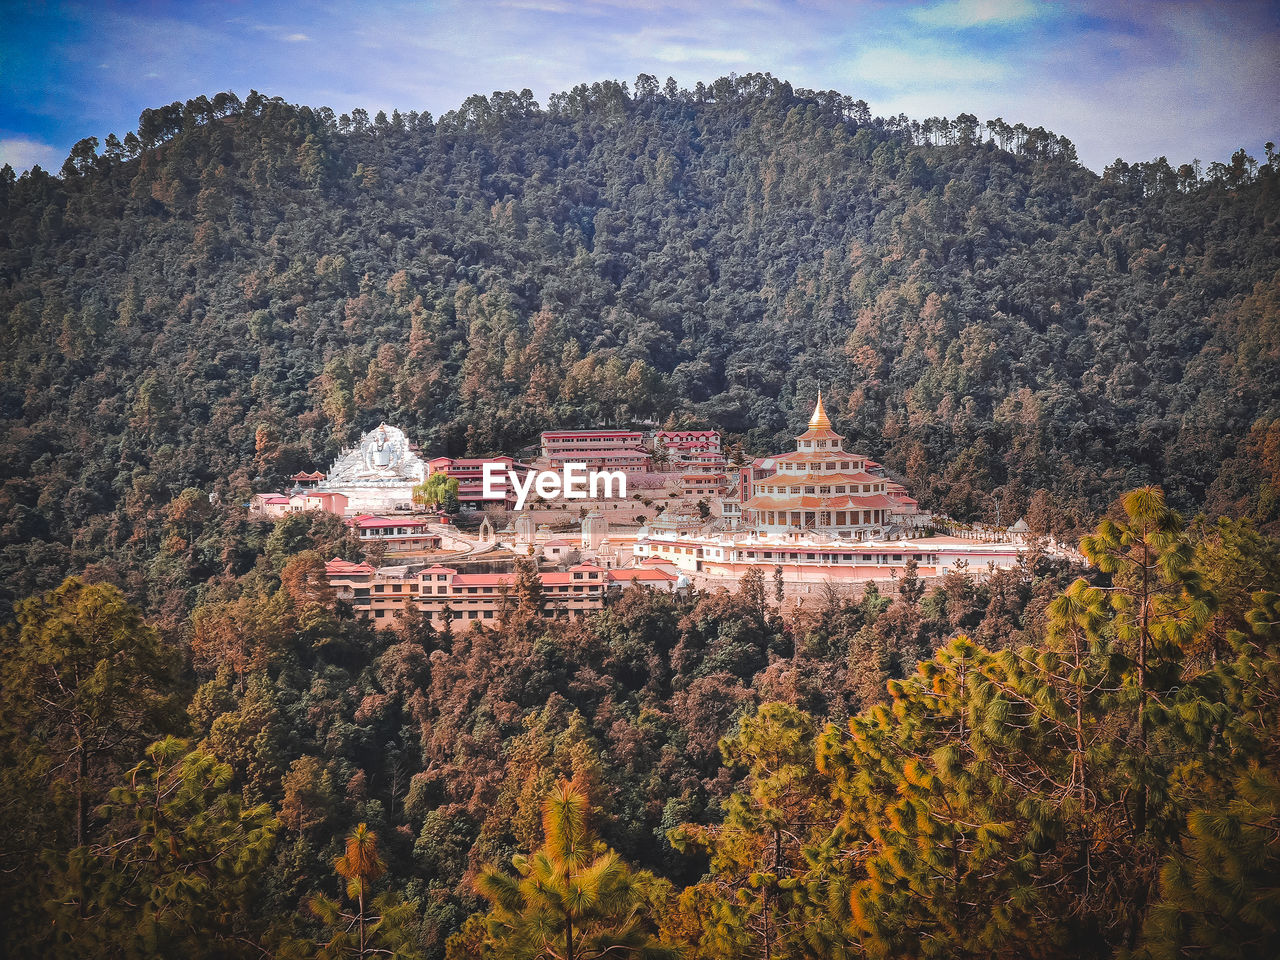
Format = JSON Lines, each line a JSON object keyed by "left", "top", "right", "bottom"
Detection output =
{"left": 2, "top": 0, "right": 1277, "bottom": 174}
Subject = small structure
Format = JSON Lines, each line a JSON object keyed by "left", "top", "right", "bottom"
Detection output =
{"left": 346, "top": 515, "right": 441, "bottom": 556}
{"left": 581, "top": 509, "right": 608, "bottom": 550}
{"left": 249, "top": 492, "right": 290, "bottom": 518}
{"left": 514, "top": 513, "right": 536, "bottom": 554}
{"left": 544, "top": 538, "right": 577, "bottom": 562}
{"left": 478, "top": 514, "right": 496, "bottom": 544}
{"left": 427, "top": 455, "right": 532, "bottom": 508}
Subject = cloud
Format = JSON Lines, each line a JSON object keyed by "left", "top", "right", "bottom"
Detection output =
{"left": 283, "top": 32, "right": 310, "bottom": 43}
{"left": 911, "top": 0, "right": 1040, "bottom": 29}
{"left": 0, "top": 137, "right": 65, "bottom": 173}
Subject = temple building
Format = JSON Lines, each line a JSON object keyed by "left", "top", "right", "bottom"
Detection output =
{"left": 741, "top": 393, "right": 896, "bottom": 539}
{"left": 634, "top": 394, "right": 1023, "bottom": 584}
{"left": 315, "top": 424, "right": 428, "bottom": 513}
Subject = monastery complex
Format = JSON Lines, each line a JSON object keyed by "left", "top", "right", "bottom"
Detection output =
{"left": 250, "top": 395, "right": 1037, "bottom": 629}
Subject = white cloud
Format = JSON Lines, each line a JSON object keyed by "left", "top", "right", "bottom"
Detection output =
{"left": 283, "top": 32, "right": 310, "bottom": 43}
{"left": 0, "top": 137, "right": 65, "bottom": 173}
{"left": 911, "top": 0, "right": 1040, "bottom": 29}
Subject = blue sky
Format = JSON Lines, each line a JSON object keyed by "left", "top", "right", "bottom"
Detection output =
{"left": 2, "top": 0, "right": 1277, "bottom": 174}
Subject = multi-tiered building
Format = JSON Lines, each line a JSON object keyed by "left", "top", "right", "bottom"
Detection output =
{"left": 634, "top": 394, "right": 1025, "bottom": 584}
{"left": 741, "top": 393, "right": 896, "bottom": 539}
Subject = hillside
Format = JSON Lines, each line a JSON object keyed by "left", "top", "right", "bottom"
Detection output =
{"left": 2, "top": 75, "right": 1279, "bottom": 613}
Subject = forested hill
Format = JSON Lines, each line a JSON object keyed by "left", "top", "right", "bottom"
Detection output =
{"left": 2, "top": 74, "right": 1279, "bottom": 606}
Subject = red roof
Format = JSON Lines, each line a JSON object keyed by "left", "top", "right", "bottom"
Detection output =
{"left": 542, "top": 430, "right": 643, "bottom": 439}
{"left": 429, "top": 456, "right": 521, "bottom": 469}
{"left": 292, "top": 470, "right": 325, "bottom": 480}
{"left": 742, "top": 492, "right": 898, "bottom": 511}
{"left": 325, "top": 558, "right": 375, "bottom": 576}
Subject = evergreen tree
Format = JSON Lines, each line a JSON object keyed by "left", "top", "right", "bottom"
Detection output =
{"left": 43, "top": 737, "right": 277, "bottom": 959}
{"left": 459, "top": 778, "right": 676, "bottom": 960}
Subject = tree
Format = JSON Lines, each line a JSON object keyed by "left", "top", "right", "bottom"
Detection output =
{"left": 1079, "top": 487, "right": 1213, "bottom": 838}
{"left": 281, "top": 756, "right": 338, "bottom": 835}
{"left": 413, "top": 473, "right": 460, "bottom": 512}
{"left": 0, "top": 578, "right": 181, "bottom": 851}
{"left": 668, "top": 703, "right": 837, "bottom": 959}
{"left": 1141, "top": 589, "right": 1280, "bottom": 958}
{"left": 298, "top": 823, "right": 422, "bottom": 959}
{"left": 281, "top": 550, "right": 338, "bottom": 629}
{"left": 42, "top": 737, "right": 278, "bottom": 960}
{"left": 459, "top": 778, "right": 676, "bottom": 960}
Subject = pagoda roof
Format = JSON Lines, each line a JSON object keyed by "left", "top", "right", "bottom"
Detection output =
{"left": 742, "top": 492, "right": 898, "bottom": 511}
{"left": 791, "top": 391, "right": 843, "bottom": 442}
{"left": 757, "top": 470, "right": 884, "bottom": 486}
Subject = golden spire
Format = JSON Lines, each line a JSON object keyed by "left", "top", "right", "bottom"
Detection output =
{"left": 809, "top": 390, "right": 831, "bottom": 429}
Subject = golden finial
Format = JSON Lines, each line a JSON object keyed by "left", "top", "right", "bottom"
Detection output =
{"left": 809, "top": 390, "right": 831, "bottom": 429}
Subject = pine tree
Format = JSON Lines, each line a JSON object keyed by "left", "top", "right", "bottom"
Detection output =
{"left": 1141, "top": 589, "right": 1280, "bottom": 959}
{"left": 668, "top": 703, "right": 838, "bottom": 959}
{"left": 459, "top": 778, "right": 676, "bottom": 960}
{"left": 298, "top": 823, "right": 422, "bottom": 959}
{"left": 43, "top": 737, "right": 278, "bottom": 960}
{"left": 1079, "top": 487, "right": 1214, "bottom": 839}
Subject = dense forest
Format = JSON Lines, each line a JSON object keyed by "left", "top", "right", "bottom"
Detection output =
{"left": 2, "top": 74, "right": 1279, "bottom": 614}
{"left": 1, "top": 74, "right": 1279, "bottom": 958}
